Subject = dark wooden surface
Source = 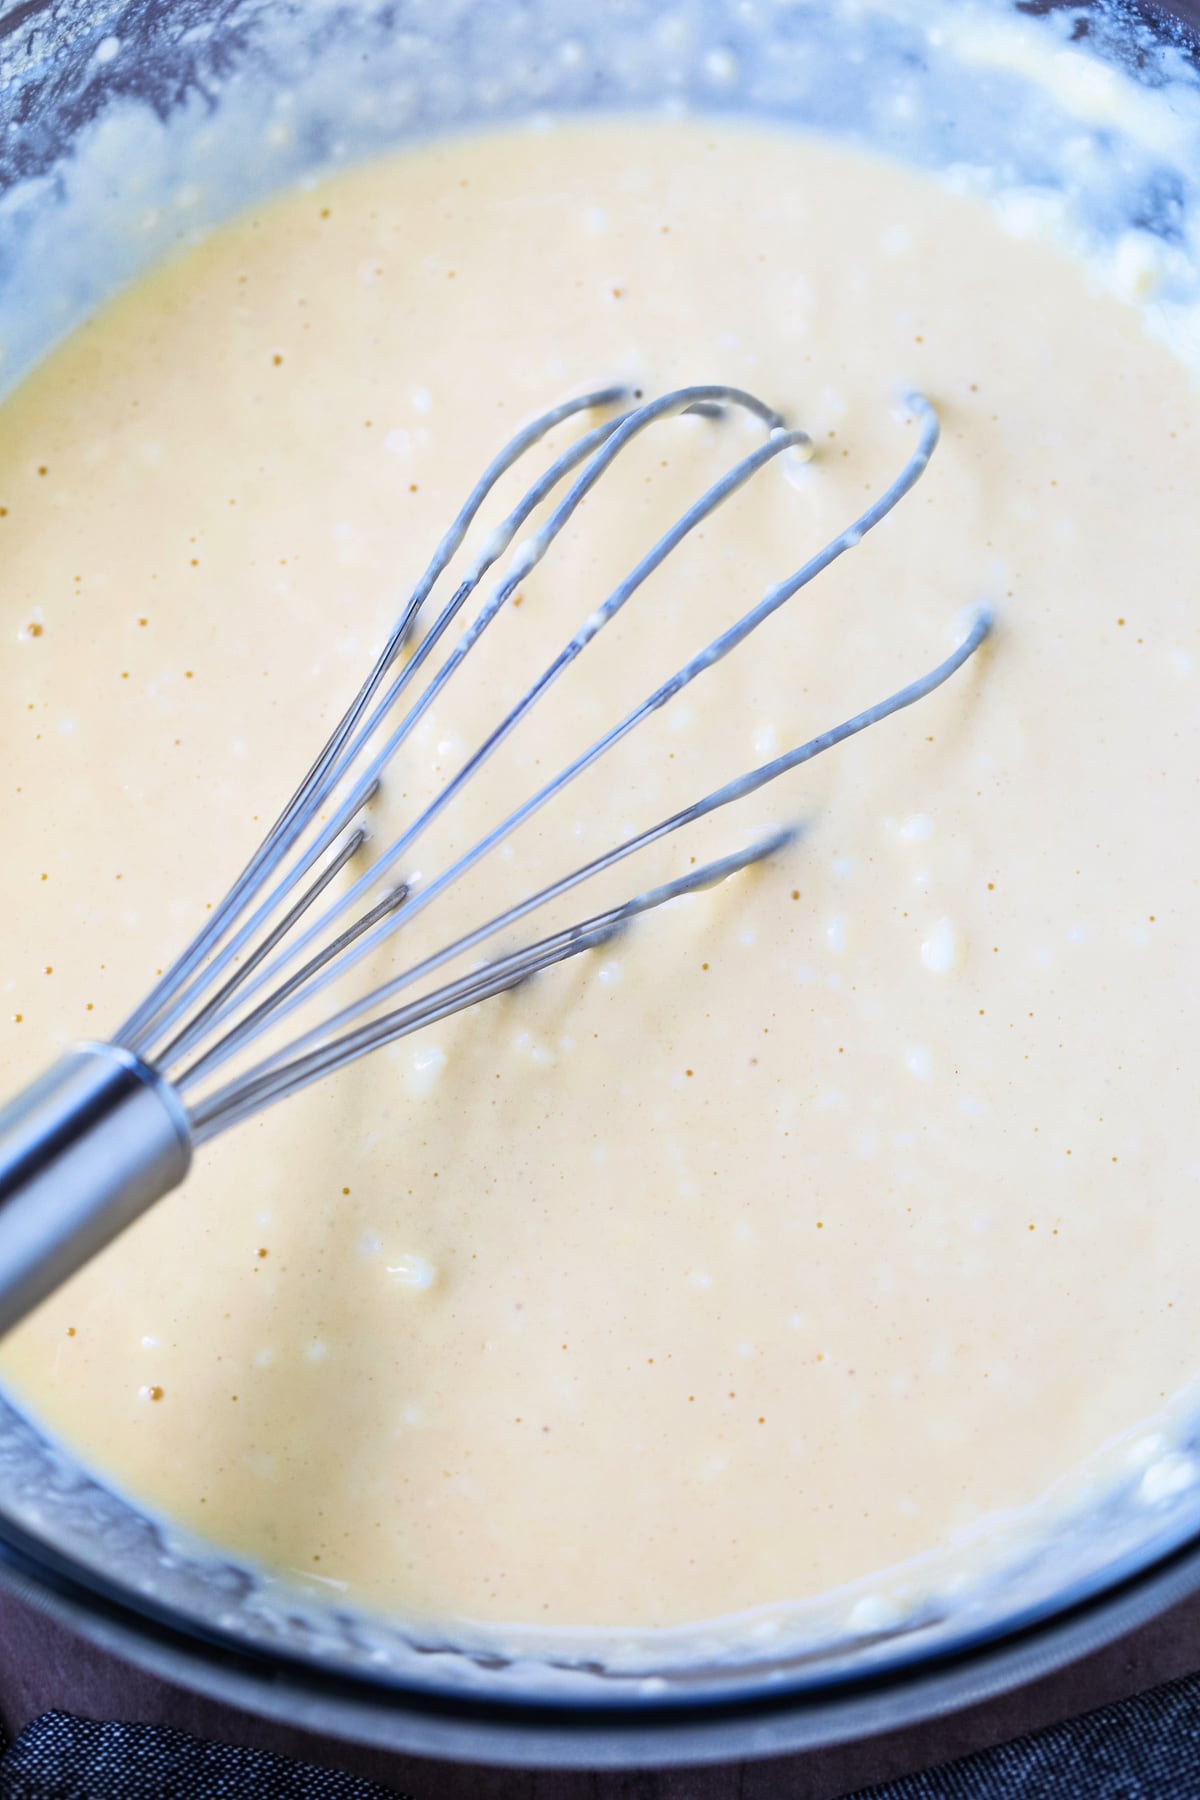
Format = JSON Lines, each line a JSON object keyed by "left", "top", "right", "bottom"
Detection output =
{"left": 1, "top": 1585, "right": 1200, "bottom": 1795}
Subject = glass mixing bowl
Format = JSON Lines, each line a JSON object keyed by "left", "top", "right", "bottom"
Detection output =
{"left": 2, "top": 0, "right": 1200, "bottom": 1766}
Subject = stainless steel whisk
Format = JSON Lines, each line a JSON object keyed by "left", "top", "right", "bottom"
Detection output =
{"left": 0, "top": 383, "right": 990, "bottom": 1332}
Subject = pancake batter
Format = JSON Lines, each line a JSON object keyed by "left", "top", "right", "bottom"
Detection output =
{"left": 1, "top": 119, "right": 1199, "bottom": 1635}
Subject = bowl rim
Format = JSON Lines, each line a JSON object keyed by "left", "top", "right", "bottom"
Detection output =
{"left": 3, "top": 1512, "right": 1200, "bottom": 1767}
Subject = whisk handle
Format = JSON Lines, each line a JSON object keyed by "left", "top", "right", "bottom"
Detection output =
{"left": 0, "top": 1044, "right": 192, "bottom": 1336}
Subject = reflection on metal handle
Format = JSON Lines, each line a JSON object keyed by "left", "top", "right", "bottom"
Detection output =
{"left": 0, "top": 1043, "right": 192, "bottom": 1337}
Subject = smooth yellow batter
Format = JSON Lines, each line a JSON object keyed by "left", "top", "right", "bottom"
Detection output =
{"left": 1, "top": 119, "right": 1198, "bottom": 1635}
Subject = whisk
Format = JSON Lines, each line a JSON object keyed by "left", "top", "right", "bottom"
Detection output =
{"left": 0, "top": 383, "right": 990, "bottom": 1334}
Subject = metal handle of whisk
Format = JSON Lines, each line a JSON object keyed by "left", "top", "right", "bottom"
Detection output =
{"left": 0, "top": 1045, "right": 191, "bottom": 1332}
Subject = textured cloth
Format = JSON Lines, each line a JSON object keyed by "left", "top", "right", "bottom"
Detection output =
{"left": 0, "top": 1711, "right": 406, "bottom": 1799}
{"left": 3, "top": 1675, "right": 1200, "bottom": 1797}
{"left": 850, "top": 1671, "right": 1200, "bottom": 1800}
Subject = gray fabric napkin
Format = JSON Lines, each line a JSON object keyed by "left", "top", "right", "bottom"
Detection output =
{"left": 852, "top": 1670, "right": 1200, "bottom": 1798}
{"left": 3, "top": 1673, "right": 1200, "bottom": 1798}
{"left": 0, "top": 1712, "right": 404, "bottom": 1798}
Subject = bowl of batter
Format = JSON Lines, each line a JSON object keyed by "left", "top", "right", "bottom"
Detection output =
{"left": 2, "top": 0, "right": 1200, "bottom": 1767}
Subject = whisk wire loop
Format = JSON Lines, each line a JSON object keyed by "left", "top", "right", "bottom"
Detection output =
{"left": 117, "top": 383, "right": 629, "bottom": 1054}
{"left": 118, "top": 384, "right": 984, "bottom": 1137}
{"left": 190, "top": 607, "right": 989, "bottom": 1140}
{"left": 178, "top": 416, "right": 813, "bottom": 1083}
{"left": 124, "top": 386, "right": 783, "bottom": 1066}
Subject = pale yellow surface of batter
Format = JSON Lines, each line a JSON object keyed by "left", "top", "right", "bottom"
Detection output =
{"left": 1, "top": 120, "right": 1199, "bottom": 1633}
